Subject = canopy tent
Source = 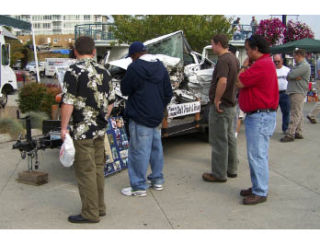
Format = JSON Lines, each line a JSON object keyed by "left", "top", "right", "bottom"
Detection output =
{"left": 0, "top": 15, "right": 31, "bottom": 31}
{"left": 270, "top": 38, "right": 320, "bottom": 54}
{"left": 0, "top": 15, "right": 41, "bottom": 83}
{"left": 1, "top": 26, "right": 17, "bottom": 40}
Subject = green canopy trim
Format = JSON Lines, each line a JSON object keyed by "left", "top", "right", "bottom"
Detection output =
{"left": 0, "top": 15, "right": 31, "bottom": 31}
{"left": 270, "top": 38, "right": 320, "bottom": 54}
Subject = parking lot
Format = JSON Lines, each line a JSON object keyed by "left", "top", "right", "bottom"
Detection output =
{"left": 0, "top": 102, "right": 319, "bottom": 229}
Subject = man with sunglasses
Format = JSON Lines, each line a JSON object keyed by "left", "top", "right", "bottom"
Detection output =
{"left": 273, "top": 54, "right": 290, "bottom": 133}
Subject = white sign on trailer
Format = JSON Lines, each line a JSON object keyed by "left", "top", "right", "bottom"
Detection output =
{"left": 167, "top": 101, "right": 201, "bottom": 118}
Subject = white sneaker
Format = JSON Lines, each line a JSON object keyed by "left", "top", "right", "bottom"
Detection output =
{"left": 121, "top": 187, "right": 147, "bottom": 197}
{"left": 150, "top": 183, "right": 164, "bottom": 191}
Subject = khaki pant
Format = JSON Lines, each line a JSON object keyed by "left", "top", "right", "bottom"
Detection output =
{"left": 209, "top": 104, "right": 238, "bottom": 180}
{"left": 309, "top": 80, "right": 320, "bottom": 118}
{"left": 286, "top": 93, "right": 306, "bottom": 137}
{"left": 74, "top": 136, "right": 106, "bottom": 221}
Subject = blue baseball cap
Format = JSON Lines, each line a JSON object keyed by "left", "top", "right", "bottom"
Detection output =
{"left": 126, "top": 41, "right": 147, "bottom": 58}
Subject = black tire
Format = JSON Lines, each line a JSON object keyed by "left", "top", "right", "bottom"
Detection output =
{"left": 40, "top": 71, "right": 45, "bottom": 77}
{"left": 0, "top": 92, "right": 8, "bottom": 108}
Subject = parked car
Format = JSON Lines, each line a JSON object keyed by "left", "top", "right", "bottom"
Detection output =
{"left": 25, "top": 61, "right": 46, "bottom": 77}
{"left": 45, "top": 58, "right": 73, "bottom": 78}
{"left": 12, "top": 59, "right": 22, "bottom": 70}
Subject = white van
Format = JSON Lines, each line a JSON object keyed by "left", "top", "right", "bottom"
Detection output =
{"left": 0, "top": 26, "right": 18, "bottom": 107}
{"left": 45, "top": 58, "right": 73, "bottom": 78}
{"left": 26, "top": 61, "right": 46, "bottom": 77}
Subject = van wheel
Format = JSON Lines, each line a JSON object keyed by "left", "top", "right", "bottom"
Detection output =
{"left": 40, "top": 71, "right": 45, "bottom": 77}
{"left": 0, "top": 92, "right": 8, "bottom": 108}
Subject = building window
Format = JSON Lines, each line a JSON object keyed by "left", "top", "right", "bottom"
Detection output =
{"left": 52, "top": 15, "right": 61, "bottom": 21}
{"left": 43, "top": 15, "right": 52, "bottom": 20}
{"left": 43, "top": 23, "right": 51, "bottom": 29}
{"left": 84, "top": 15, "right": 91, "bottom": 20}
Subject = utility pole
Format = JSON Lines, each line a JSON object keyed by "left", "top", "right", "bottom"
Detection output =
{"left": 282, "top": 15, "right": 287, "bottom": 26}
{"left": 282, "top": 15, "right": 287, "bottom": 65}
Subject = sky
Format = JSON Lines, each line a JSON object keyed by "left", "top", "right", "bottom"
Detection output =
{"left": 229, "top": 15, "right": 320, "bottom": 39}
{"left": 3, "top": 0, "right": 320, "bottom": 39}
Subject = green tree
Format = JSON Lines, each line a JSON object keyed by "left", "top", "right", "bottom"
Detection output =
{"left": 6, "top": 38, "right": 33, "bottom": 68}
{"left": 111, "top": 15, "right": 233, "bottom": 52}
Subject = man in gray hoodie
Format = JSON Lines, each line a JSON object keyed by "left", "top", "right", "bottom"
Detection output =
{"left": 281, "top": 49, "right": 311, "bottom": 142}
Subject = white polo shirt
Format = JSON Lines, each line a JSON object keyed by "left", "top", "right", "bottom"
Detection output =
{"left": 276, "top": 65, "right": 290, "bottom": 91}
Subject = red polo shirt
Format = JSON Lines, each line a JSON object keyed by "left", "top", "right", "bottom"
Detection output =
{"left": 239, "top": 54, "right": 279, "bottom": 113}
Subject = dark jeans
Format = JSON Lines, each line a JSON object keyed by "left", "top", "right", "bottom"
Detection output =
{"left": 279, "top": 92, "right": 290, "bottom": 132}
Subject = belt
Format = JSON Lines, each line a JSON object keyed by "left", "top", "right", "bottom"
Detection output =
{"left": 246, "top": 109, "right": 276, "bottom": 115}
{"left": 279, "top": 90, "right": 286, "bottom": 94}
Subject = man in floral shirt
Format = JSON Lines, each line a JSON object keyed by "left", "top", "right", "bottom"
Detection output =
{"left": 61, "top": 36, "right": 115, "bottom": 223}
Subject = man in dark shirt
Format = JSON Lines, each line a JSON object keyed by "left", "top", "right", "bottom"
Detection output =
{"left": 120, "top": 42, "right": 173, "bottom": 197}
{"left": 61, "top": 36, "right": 115, "bottom": 223}
{"left": 202, "top": 34, "right": 239, "bottom": 183}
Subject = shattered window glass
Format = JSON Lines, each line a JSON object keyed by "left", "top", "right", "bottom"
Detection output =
{"left": 146, "top": 33, "right": 184, "bottom": 62}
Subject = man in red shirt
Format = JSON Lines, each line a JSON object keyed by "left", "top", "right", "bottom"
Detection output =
{"left": 236, "top": 35, "right": 279, "bottom": 205}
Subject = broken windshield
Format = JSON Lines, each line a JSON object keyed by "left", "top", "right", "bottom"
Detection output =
{"left": 146, "top": 32, "right": 184, "bottom": 62}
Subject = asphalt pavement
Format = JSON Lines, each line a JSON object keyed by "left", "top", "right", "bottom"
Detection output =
{"left": 0, "top": 101, "right": 319, "bottom": 229}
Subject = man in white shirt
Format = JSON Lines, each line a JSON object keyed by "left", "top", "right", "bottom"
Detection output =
{"left": 273, "top": 54, "right": 291, "bottom": 133}
{"left": 307, "top": 58, "right": 320, "bottom": 124}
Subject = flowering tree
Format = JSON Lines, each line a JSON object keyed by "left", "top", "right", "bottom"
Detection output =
{"left": 255, "top": 18, "right": 315, "bottom": 46}
{"left": 285, "top": 20, "right": 314, "bottom": 42}
{"left": 255, "top": 18, "right": 286, "bottom": 45}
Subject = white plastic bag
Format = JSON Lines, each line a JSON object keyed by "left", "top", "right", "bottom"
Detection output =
{"left": 59, "top": 133, "right": 75, "bottom": 167}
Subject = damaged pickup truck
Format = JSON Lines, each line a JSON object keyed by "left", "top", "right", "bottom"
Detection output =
{"left": 107, "top": 30, "right": 214, "bottom": 137}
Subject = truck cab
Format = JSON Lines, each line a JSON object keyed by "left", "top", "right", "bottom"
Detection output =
{"left": 0, "top": 26, "right": 18, "bottom": 107}
{"left": 108, "top": 31, "right": 215, "bottom": 137}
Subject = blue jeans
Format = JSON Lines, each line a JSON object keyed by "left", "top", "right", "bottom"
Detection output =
{"left": 279, "top": 92, "right": 290, "bottom": 132}
{"left": 244, "top": 112, "right": 276, "bottom": 196}
{"left": 128, "top": 119, "right": 164, "bottom": 191}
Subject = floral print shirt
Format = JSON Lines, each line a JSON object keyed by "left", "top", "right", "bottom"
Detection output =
{"left": 62, "top": 58, "right": 115, "bottom": 140}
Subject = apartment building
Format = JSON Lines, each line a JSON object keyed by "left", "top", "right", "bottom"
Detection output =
{"left": 11, "top": 15, "right": 109, "bottom": 36}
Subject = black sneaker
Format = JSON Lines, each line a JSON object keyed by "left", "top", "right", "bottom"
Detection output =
{"left": 295, "top": 133, "right": 304, "bottom": 139}
{"left": 280, "top": 135, "right": 294, "bottom": 142}
{"left": 307, "top": 115, "right": 317, "bottom": 124}
{"left": 68, "top": 214, "right": 99, "bottom": 224}
{"left": 227, "top": 172, "right": 237, "bottom": 178}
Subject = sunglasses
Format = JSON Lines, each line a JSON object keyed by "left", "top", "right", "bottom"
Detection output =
{"left": 274, "top": 61, "right": 281, "bottom": 64}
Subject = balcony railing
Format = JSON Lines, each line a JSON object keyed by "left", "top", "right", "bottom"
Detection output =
{"left": 74, "top": 23, "right": 115, "bottom": 41}
{"left": 231, "top": 24, "right": 256, "bottom": 41}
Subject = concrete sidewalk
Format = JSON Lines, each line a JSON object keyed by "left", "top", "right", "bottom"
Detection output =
{"left": 0, "top": 102, "right": 319, "bottom": 229}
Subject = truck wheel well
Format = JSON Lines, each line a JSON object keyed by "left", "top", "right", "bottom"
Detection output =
{"left": 1, "top": 84, "right": 14, "bottom": 94}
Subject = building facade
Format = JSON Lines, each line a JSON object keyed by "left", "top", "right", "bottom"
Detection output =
{"left": 11, "top": 15, "right": 109, "bottom": 36}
